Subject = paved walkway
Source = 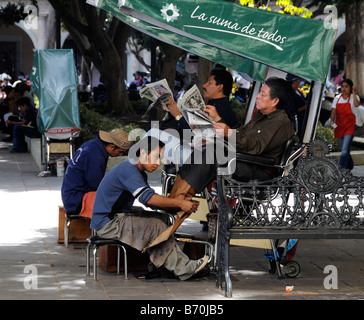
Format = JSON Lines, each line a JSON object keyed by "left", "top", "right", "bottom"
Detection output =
{"left": 1, "top": 133, "right": 364, "bottom": 303}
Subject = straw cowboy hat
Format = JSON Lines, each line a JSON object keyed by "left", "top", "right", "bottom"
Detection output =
{"left": 99, "top": 129, "right": 131, "bottom": 150}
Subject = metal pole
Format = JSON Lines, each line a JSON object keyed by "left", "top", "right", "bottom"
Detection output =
{"left": 302, "top": 81, "right": 324, "bottom": 143}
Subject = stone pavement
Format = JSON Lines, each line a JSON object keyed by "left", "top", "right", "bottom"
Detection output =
{"left": 1, "top": 133, "right": 364, "bottom": 304}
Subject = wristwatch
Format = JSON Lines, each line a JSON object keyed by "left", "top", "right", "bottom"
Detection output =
{"left": 175, "top": 114, "right": 182, "bottom": 121}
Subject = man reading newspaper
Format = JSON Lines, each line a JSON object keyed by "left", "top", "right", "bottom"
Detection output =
{"left": 140, "top": 70, "right": 237, "bottom": 131}
{"left": 166, "top": 69, "right": 237, "bottom": 131}
{"left": 141, "top": 70, "right": 238, "bottom": 249}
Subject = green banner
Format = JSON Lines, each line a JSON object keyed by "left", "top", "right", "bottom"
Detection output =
{"left": 89, "top": 0, "right": 336, "bottom": 83}
{"left": 88, "top": 0, "right": 267, "bottom": 82}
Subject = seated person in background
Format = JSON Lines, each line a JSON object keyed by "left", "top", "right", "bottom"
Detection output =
{"left": 168, "top": 77, "right": 295, "bottom": 200}
{"left": 286, "top": 74, "right": 307, "bottom": 138}
{"left": 7, "top": 97, "right": 41, "bottom": 153}
{"left": 128, "top": 83, "right": 141, "bottom": 101}
{"left": 91, "top": 136, "right": 209, "bottom": 280}
{"left": 2, "top": 88, "right": 24, "bottom": 141}
{"left": 61, "top": 129, "right": 131, "bottom": 216}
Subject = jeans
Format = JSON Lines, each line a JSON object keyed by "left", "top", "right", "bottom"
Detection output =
{"left": 12, "top": 124, "right": 41, "bottom": 152}
{"left": 338, "top": 134, "right": 354, "bottom": 170}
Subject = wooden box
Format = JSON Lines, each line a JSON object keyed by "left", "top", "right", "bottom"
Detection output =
{"left": 99, "top": 244, "right": 150, "bottom": 272}
{"left": 58, "top": 206, "right": 92, "bottom": 244}
{"left": 98, "top": 237, "right": 206, "bottom": 273}
{"left": 49, "top": 142, "right": 70, "bottom": 154}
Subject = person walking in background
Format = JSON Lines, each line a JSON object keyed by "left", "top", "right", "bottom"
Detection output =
{"left": 334, "top": 70, "right": 345, "bottom": 92}
{"left": 286, "top": 74, "right": 307, "bottom": 139}
{"left": 330, "top": 79, "right": 361, "bottom": 170}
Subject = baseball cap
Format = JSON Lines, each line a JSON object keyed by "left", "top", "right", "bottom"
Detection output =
{"left": 99, "top": 129, "right": 131, "bottom": 150}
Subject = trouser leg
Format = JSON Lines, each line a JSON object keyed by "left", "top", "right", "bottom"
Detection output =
{"left": 338, "top": 135, "right": 354, "bottom": 170}
{"left": 97, "top": 213, "right": 197, "bottom": 280}
{"left": 13, "top": 125, "right": 27, "bottom": 151}
{"left": 169, "top": 175, "right": 196, "bottom": 200}
{"left": 163, "top": 242, "right": 197, "bottom": 280}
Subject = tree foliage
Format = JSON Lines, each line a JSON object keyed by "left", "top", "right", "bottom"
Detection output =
{"left": 239, "top": 0, "right": 313, "bottom": 17}
{"left": 0, "top": 0, "right": 37, "bottom": 27}
{"left": 238, "top": 0, "right": 364, "bottom": 17}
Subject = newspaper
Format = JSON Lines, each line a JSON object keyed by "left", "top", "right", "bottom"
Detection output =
{"left": 139, "top": 79, "right": 172, "bottom": 102}
{"left": 140, "top": 80, "right": 215, "bottom": 138}
{"left": 139, "top": 79, "right": 173, "bottom": 118}
{"left": 178, "top": 84, "right": 214, "bottom": 125}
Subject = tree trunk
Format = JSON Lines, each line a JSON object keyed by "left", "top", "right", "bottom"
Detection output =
{"left": 99, "top": 21, "right": 133, "bottom": 116}
{"left": 47, "top": 0, "right": 134, "bottom": 115}
{"left": 99, "top": 52, "right": 124, "bottom": 114}
{"left": 159, "top": 43, "right": 184, "bottom": 90}
{"left": 345, "top": 2, "right": 364, "bottom": 96}
{"left": 198, "top": 57, "right": 213, "bottom": 100}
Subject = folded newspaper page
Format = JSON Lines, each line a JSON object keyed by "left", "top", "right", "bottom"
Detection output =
{"left": 139, "top": 81, "right": 215, "bottom": 138}
{"left": 177, "top": 84, "right": 215, "bottom": 140}
{"left": 178, "top": 84, "right": 213, "bottom": 126}
{"left": 139, "top": 78, "right": 173, "bottom": 102}
{"left": 139, "top": 79, "right": 173, "bottom": 118}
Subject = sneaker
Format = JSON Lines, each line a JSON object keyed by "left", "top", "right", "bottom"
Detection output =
{"left": 193, "top": 255, "right": 209, "bottom": 274}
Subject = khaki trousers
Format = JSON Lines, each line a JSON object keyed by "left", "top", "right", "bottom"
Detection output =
{"left": 96, "top": 213, "right": 197, "bottom": 280}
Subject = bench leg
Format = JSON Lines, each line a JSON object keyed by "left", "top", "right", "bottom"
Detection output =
{"left": 116, "top": 245, "right": 128, "bottom": 280}
{"left": 270, "top": 239, "right": 283, "bottom": 278}
{"left": 122, "top": 246, "right": 128, "bottom": 280}
{"left": 116, "top": 246, "right": 120, "bottom": 275}
{"left": 86, "top": 242, "right": 92, "bottom": 276}
{"left": 64, "top": 218, "right": 70, "bottom": 247}
{"left": 223, "top": 239, "right": 232, "bottom": 298}
{"left": 216, "top": 225, "right": 232, "bottom": 297}
{"left": 93, "top": 246, "right": 98, "bottom": 280}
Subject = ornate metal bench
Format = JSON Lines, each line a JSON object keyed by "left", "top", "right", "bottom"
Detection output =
{"left": 216, "top": 140, "right": 364, "bottom": 297}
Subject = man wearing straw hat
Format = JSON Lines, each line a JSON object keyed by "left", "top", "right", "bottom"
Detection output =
{"left": 61, "top": 129, "right": 131, "bottom": 216}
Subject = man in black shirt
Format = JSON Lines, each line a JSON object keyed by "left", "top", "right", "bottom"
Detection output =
{"left": 164, "top": 68, "right": 237, "bottom": 131}
{"left": 170, "top": 77, "right": 294, "bottom": 198}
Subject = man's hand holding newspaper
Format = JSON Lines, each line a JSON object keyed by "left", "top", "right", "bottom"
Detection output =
{"left": 178, "top": 85, "right": 213, "bottom": 125}
{"left": 140, "top": 80, "right": 216, "bottom": 139}
{"left": 139, "top": 79, "right": 173, "bottom": 118}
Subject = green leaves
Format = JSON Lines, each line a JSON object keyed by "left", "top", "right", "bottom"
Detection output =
{"left": 0, "top": 1, "right": 38, "bottom": 27}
